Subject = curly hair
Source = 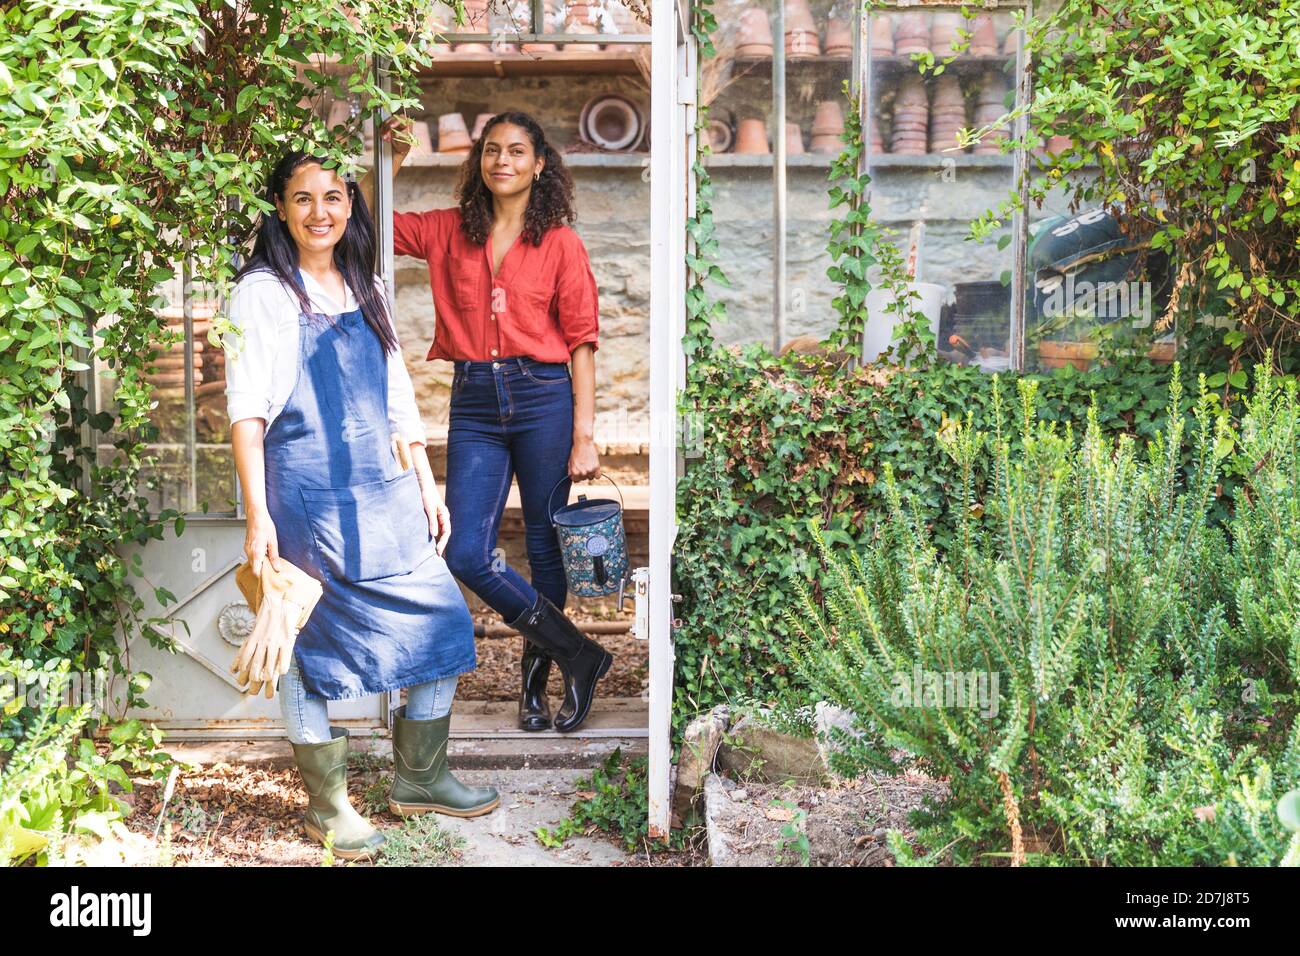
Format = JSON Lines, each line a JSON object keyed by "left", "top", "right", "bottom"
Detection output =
{"left": 454, "top": 111, "right": 576, "bottom": 247}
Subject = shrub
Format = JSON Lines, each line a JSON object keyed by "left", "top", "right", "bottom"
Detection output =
{"left": 780, "top": 367, "right": 1300, "bottom": 866}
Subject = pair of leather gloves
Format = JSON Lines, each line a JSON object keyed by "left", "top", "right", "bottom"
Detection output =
{"left": 232, "top": 558, "right": 322, "bottom": 698}
{"left": 230, "top": 435, "right": 413, "bottom": 698}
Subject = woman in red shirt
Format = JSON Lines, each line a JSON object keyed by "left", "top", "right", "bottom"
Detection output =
{"left": 362, "top": 111, "right": 613, "bottom": 734}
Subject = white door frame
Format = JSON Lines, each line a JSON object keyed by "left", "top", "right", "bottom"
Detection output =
{"left": 647, "top": 0, "right": 691, "bottom": 838}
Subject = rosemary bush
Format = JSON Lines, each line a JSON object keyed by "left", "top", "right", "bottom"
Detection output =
{"left": 782, "top": 368, "right": 1300, "bottom": 866}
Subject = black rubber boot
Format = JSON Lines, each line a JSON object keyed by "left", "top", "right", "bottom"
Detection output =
{"left": 509, "top": 595, "right": 612, "bottom": 733}
{"left": 518, "top": 640, "right": 553, "bottom": 732}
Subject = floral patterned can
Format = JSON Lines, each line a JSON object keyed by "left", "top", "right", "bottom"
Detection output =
{"left": 549, "top": 474, "right": 628, "bottom": 598}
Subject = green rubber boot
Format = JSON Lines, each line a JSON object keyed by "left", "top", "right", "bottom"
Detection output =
{"left": 388, "top": 705, "right": 500, "bottom": 818}
{"left": 289, "top": 726, "right": 386, "bottom": 861}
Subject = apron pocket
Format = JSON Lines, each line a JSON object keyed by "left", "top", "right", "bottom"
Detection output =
{"left": 300, "top": 471, "right": 431, "bottom": 583}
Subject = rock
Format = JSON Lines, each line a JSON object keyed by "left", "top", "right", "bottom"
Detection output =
{"left": 716, "top": 711, "right": 828, "bottom": 785}
{"left": 671, "top": 705, "right": 730, "bottom": 821}
{"left": 814, "top": 701, "right": 865, "bottom": 781}
{"left": 732, "top": 788, "right": 748, "bottom": 802}
{"left": 702, "top": 773, "right": 739, "bottom": 867}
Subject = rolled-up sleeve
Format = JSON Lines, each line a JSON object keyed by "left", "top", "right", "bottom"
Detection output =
{"left": 556, "top": 229, "right": 599, "bottom": 354}
{"left": 394, "top": 209, "right": 438, "bottom": 261}
{"left": 224, "top": 278, "right": 279, "bottom": 426}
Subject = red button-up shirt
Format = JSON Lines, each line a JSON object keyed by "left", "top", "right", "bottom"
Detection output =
{"left": 393, "top": 207, "right": 600, "bottom": 363}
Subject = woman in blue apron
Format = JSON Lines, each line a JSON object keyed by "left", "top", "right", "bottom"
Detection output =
{"left": 226, "top": 151, "right": 497, "bottom": 862}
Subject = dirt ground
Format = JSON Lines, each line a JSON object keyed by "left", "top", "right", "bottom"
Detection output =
{"left": 706, "top": 772, "right": 947, "bottom": 867}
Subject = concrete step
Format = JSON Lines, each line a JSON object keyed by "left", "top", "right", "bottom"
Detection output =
{"left": 161, "top": 698, "right": 649, "bottom": 771}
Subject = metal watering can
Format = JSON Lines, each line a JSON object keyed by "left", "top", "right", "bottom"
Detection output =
{"left": 548, "top": 473, "right": 629, "bottom": 598}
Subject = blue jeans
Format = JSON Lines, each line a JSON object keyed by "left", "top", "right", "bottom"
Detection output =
{"left": 279, "top": 659, "right": 458, "bottom": 744}
{"left": 443, "top": 357, "right": 573, "bottom": 623}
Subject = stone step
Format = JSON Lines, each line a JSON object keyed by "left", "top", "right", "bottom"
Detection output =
{"left": 161, "top": 698, "right": 649, "bottom": 771}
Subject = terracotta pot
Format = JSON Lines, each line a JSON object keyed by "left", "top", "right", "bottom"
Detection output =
{"left": 968, "top": 14, "right": 997, "bottom": 55}
{"left": 707, "top": 117, "right": 734, "bottom": 153}
{"left": 811, "top": 100, "right": 844, "bottom": 137}
{"left": 930, "top": 13, "right": 962, "bottom": 56}
{"left": 785, "top": 122, "right": 805, "bottom": 155}
{"left": 565, "top": 1, "right": 599, "bottom": 33}
{"left": 823, "top": 17, "right": 852, "bottom": 57}
{"left": 326, "top": 98, "right": 355, "bottom": 129}
{"left": 869, "top": 16, "right": 893, "bottom": 56}
{"left": 1002, "top": 28, "right": 1019, "bottom": 55}
{"left": 735, "top": 6, "right": 773, "bottom": 57}
{"left": 735, "top": 117, "right": 770, "bottom": 154}
{"left": 785, "top": 29, "right": 820, "bottom": 57}
{"left": 523, "top": 0, "right": 560, "bottom": 51}
{"left": 1146, "top": 341, "right": 1176, "bottom": 364}
{"left": 1046, "top": 134, "right": 1074, "bottom": 155}
{"left": 784, "top": 0, "right": 816, "bottom": 34}
{"left": 460, "top": 0, "right": 490, "bottom": 33}
{"left": 438, "top": 112, "right": 472, "bottom": 152}
{"left": 580, "top": 94, "right": 644, "bottom": 151}
{"left": 810, "top": 132, "right": 841, "bottom": 153}
{"left": 893, "top": 12, "right": 929, "bottom": 56}
{"left": 1038, "top": 340, "right": 1098, "bottom": 371}
{"left": 409, "top": 120, "right": 436, "bottom": 160}
{"left": 471, "top": 112, "right": 495, "bottom": 141}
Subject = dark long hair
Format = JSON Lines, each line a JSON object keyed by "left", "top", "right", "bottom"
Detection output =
{"left": 236, "top": 151, "right": 398, "bottom": 354}
{"left": 455, "top": 111, "right": 576, "bottom": 247}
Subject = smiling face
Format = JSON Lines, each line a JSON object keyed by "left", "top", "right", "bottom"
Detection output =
{"left": 275, "top": 162, "right": 352, "bottom": 256}
{"left": 479, "top": 122, "right": 543, "bottom": 199}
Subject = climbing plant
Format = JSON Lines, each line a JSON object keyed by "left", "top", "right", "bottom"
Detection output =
{"left": 0, "top": 0, "right": 442, "bottom": 769}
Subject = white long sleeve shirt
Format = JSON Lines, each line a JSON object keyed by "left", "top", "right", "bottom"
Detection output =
{"left": 223, "top": 269, "right": 427, "bottom": 446}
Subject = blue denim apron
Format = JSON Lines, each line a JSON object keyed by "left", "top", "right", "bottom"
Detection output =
{"left": 263, "top": 280, "right": 475, "bottom": 701}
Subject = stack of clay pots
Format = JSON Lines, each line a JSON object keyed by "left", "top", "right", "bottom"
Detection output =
{"left": 972, "top": 71, "right": 1008, "bottom": 154}
{"left": 823, "top": 16, "right": 852, "bottom": 57}
{"left": 869, "top": 16, "right": 893, "bottom": 55}
{"left": 930, "top": 13, "right": 963, "bottom": 57}
{"left": 408, "top": 120, "right": 436, "bottom": 161}
{"left": 735, "top": 6, "right": 773, "bottom": 57}
{"left": 810, "top": 100, "right": 844, "bottom": 153}
{"left": 707, "top": 115, "right": 735, "bottom": 153}
{"left": 438, "top": 112, "right": 473, "bottom": 154}
{"left": 784, "top": 0, "right": 820, "bottom": 58}
{"left": 868, "top": 111, "right": 884, "bottom": 153}
{"left": 735, "top": 117, "right": 769, "bottom": 154}
{"left": 523, "top": 0, "right": 560, "bottom": 52}
{"left": 893, "top": 13, "right": 929, "bottom": 56}
{"left": 565, "top": 0, "right": 601, "bottom": 47}
{"left": 470, "top": 112, "right": 496, "bottom": 142}
{"left": 929, "top": 75, "right": 966, "bottom": 153}
{"left": 150, "top": 303, "right": 219, "bottom": 401}
{"left": 452, "top": 0, "right": 492, "bottom": 53}
{"left": 890, "top": 75, "right": 928, "bottom": 154}
{"left": 968, "top": 15, "right": 998, "bottom": 55}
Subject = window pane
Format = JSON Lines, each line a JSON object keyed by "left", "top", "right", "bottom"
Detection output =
{"left": 865, "top": 7, "right": 1020, "bottom": 372}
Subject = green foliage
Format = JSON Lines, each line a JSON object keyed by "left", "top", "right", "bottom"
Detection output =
{"left": 779, "top": 369, "right": 1300, "bottom": 866}
{"left": 967, "top": 0, "right": 1300, "bottom": 362}
{"left": 0, "top": 655, "right": 169, "bottom": 865}
{"left": 535, "top": 749, "right": 688, "bottom": 854}
{"left": 0, "top": 0, "right": 441, "bottom": 864}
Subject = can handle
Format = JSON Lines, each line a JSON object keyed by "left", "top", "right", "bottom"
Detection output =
{"left": 547, "top": 472, "right": 625, "bottom": 523}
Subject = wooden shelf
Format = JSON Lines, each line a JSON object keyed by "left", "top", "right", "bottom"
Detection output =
{"left": 417, "top": 48, "right": 646, "bottom": 79}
